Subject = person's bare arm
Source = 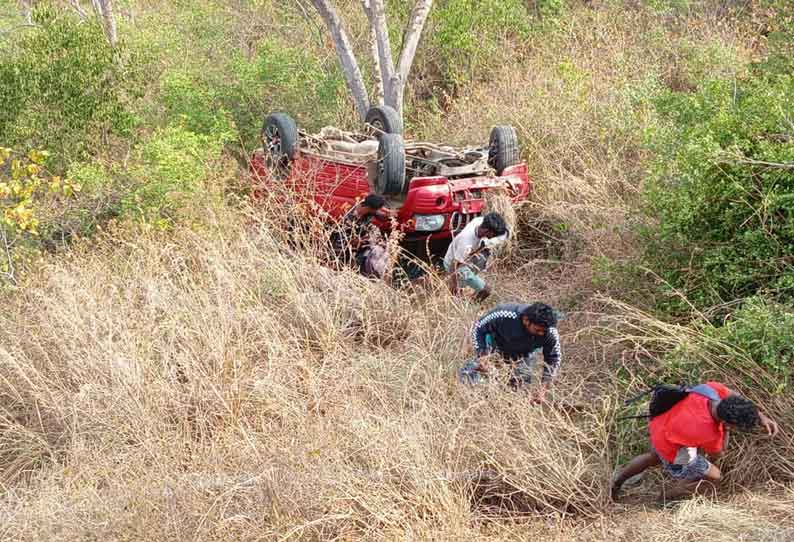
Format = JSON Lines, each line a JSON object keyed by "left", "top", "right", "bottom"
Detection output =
{"left": 758, "top": 411, "right": 780, "bottom": 437}
{"left": 721, "top": 388, "right": 780, "bottom": 437}
{"left": 707, "top": 430, "right": 728, "bottom": 460}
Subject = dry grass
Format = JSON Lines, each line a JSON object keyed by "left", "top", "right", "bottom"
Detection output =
{"left": 2, "top": 2, "right": 789, "bottom": 540}
{"left": 413, "top": 2, "right": 756, "bottom": 263}
{"left": 0, "top": 203, "right": 618, "bottom": 540}
{"left": 1, "top": 200, "right": 790, "bottom": 540}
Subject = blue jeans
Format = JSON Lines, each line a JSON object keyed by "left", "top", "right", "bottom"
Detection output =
{"left": 458, "top": 335, "right": 537, "bottom": 387}
{"left": 444, "top": 261, "right": 486, "bottom": 293}
{"left": 654, "top": 446, "right": 712, "bottom": 481}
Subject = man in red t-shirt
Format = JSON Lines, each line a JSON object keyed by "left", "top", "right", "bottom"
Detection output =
{"left": 611, "top": 382, "right": 779, "bottom": 502}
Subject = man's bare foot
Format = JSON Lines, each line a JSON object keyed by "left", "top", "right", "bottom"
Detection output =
{"left": 474, "top": 286, "right": 492, "bottom": 302}
{"left": 610, "top": 480, "right": 623, "bottom": 502}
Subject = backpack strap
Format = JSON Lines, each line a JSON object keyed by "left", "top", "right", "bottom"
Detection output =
{"left": 688, "top": 383, "right": 721, "bottom": 402}
{"left": 623, "top": 387, "right": 654, "bottom": 406}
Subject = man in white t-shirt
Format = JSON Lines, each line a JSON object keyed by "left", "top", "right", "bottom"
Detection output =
{"left": 443, "top": 212, "right": 509, "bottom": 301}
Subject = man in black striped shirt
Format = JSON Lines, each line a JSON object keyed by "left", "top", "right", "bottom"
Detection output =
{"left": 459, "top": 302, "right": 561, "bottom": 402}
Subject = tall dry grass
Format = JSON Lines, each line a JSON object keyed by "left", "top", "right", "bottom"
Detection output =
{"left": 0, "top": 202, "right": 618, "bottom": 540}
{"left": 2, "top": 2, "right": 790, "bottom": 540}
{"left": 1, "top": 201, "right": 791, "bottom": 538}
{"left": 414, "top": 2, "right": 756, "bottom": 263}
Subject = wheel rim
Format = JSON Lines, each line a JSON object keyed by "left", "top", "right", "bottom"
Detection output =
{"left": 265, "top": 125, "right": 282, "bottom": 159}
{"left": 368, "top": 118, "right": 384, "bottom": 136}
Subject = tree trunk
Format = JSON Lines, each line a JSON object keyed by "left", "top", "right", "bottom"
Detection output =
{"left": 20, "top": 0, "right": 33, "bottom": 24}
{"left": 312, "top": 0, "right": 371, "bottom": 120}
{"left": 369, "top": 25, "right": 384, "bottom": 105}
{"left": 367, "top": 0, "right": 397, "bottom": 106}
{"left": 361, "top": 2, "right": 383, "bottom": 106}
{"left": 97, "top": 0, "right": 117, "bottom": 46}
{"left": 312, "top": 0, "right": 434, "bottom": 121}
{"left": 391, "top": 0, "right": 433, "bottom": 117}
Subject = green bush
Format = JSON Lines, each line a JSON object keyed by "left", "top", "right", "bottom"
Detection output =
{"left": 708, "top": 297, "right": 793, "bottom": 388}
{"left": 0, "top": 7, "right": 141, "bottom": 167}
{"left": 220, "top": 39, "right": 345, "bottom": 151}
{"left": 123, "top": 126, "right": 222, "bottom": 223}
{"left": 154, "top": 36, "right": 344, "bottom": 155}
{"left": 160, "top": 70, "right": 235, "bottom": 141}
{"left": 424, "top": 0, "right": 532, "bottom": 88}
{"left": 642, "top": 73, "right": 794, "bottom": 309}
{"left": 634, "top": 297, "right": 793, "bottom": 396}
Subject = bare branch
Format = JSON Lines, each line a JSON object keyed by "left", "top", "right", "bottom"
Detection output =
{"left": 717, "top": 149, "right": 794, "bottom": 170}
{"left": 96, "top": 0, "right": 117, "bottom": 46}
{"left": 396, "top": 0, "right": 432, "bottom": 83}
{"left": 0, "top": 23, "right": 37, "bottom": 37}
{"left": 723, "top": 158, "right": 794, "bottom": 170}
{"left": 311, "top": 0, "right": 370, "bottom": 119}
{"left": 19, "top": 0, "right": 33, "bottom": 25}
{"left": 68, "top": 0, "right": 89, "bottom": 20}
{"left": 364, "top": 0, "right": 396, "bottom": 105}
{"left": 293, "top": 0, "right": 326, "bottom": 49}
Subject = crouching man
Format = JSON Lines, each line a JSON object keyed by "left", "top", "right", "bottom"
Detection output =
{"left": 443, "top": 212, "right": 509, "bottom": 302}
{"left": 330, "top": 194, "right": 392, "bottom": 277}
{"left": 459, "top": 302, "right": 561, "bottom": 403}
{"left": 611, "top": 382, "right": 779, "bottom": 502}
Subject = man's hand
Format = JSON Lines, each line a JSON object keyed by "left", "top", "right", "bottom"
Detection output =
{"left": 531, "top": 385, "right": 547, "bottom": 404}
{"left": 475, "top": 358, "right": 491, "bottom": 373}
{"left": 759, "top": 412, "right": 780, "bottom": 437}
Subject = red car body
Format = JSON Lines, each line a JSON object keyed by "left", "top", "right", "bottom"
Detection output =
{"left": 250, "top": 147, "right": 531, "bottom": 244}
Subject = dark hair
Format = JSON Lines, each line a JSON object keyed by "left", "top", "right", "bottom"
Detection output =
{"left": 716, "top": 395, "right": 760, "bottom": 430}
{"left": 480, "top": 212, "right": 507, "bottom": 236}
{"left": 521, "top": 302, "right": 557, "bottom": 328}
{"left": 362, "top": 194, "right": 386, "bottom": 210}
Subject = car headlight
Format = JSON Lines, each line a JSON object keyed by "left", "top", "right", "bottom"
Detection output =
{"left": 413, "top": 214, "right": 445, "bottom": 232}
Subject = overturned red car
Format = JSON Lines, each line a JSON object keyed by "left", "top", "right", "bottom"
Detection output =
{"left": 250, "top": 106, "right": 531, "bottom": 248}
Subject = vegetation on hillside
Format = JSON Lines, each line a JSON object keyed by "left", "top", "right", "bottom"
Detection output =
{"left": 1, "top": 0, "right": 793, "bottom": 539}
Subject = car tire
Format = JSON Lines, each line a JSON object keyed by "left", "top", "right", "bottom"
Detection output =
{"left": 365, "top": 105, "right": 403, "bottom": 136}
{"left": 262, "top": 113, "right": 298, "bottom": 179}
{"left": 375, "top": 133, "right": 406, "bottom": 195}
{"left": 488, "top": 125, "right": 519, "bottom": 175}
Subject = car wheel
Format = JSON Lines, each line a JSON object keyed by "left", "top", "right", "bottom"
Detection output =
{"left": 375, "top": 133, "right": 406, "bottom": 195}
{"left": 365, "top": 105, "right": 403, "bottom": 136}
{"left": 262, "top": 113, "right": 298, "bottom": 179}
{"left": 487, "top": 125, "right": 519, "bottom": 175}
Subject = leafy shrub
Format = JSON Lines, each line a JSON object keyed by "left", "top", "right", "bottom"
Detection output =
{"left": 123, "top": 126, "right": 222, "bottom": 224}
{"left": 0, "top": 147, "right": 82, "bottom": 284}
{"left": 154, "top": 36, "right": 344, "bottom": 155}
{"left": 0, "top": 7, "right": 141, "bottom": 166}
{"left": 160, "top": 70, "right": 235, "bottom": 140}
{"left": 220, "top": 39, "right": 345, "bottom": 151}
{"left": 708, "top": 297, "right": 793, "bottom": 388}
{"left": 642, "top": 73, "right": 794, "bottom": 309}
{"left": 632, "top": 297, "right": 793, "bottom": 395}
{"left": 424, "top": 0, "right": 532, "bottom": 88}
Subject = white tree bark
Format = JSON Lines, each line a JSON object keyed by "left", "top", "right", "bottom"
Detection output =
{"left": 97, "top": 0, "right": 117, "bottom": 46}
{"left": 310, "top": 0, "right": 433, "bottom": 121}
{"left": 369, "top": 25, "right": 384, "bottom": 105}
{"left": 392, "top": 0, "right": 433, "bottom": 114}
{"left": 20, "top": 0, "right": 33, "bottom": 24}
{"left": 360, "top": 2, "right": 383, "bottom": 105}
{"left": 365, "top": 0, "right": 397, "bottom": 106}
{"left": 311, "top": 0, "right": 371, "bottom": 120}
{"left": 68, "top": 0, "right": 89, "bottom": 20}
